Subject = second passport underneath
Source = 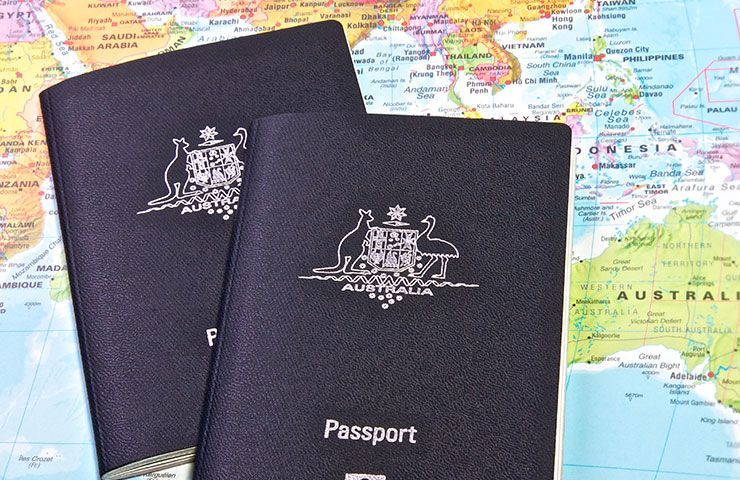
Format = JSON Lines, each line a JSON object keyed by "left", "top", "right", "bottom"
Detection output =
{"left": 40, "top": 21, "right": 364, "bottom": 479}
{"left": 195, "top": 113, "right": 573, "bottom": 480}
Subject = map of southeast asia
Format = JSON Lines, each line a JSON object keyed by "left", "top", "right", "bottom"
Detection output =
{"left": 0, "top": 0, "right": 738, "bottom": 479}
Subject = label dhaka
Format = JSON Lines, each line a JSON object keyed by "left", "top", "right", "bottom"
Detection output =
{"left": 301, "top": 205, "right": 478, "bottom": 309}
{"left": 137, "top": 126, "right": 246, "bottom": 220}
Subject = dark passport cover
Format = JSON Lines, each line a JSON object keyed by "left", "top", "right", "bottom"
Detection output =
{"left": 40, "top": 22, "right": 364, "bottom": 479}
{"left": 195, "top": 113, "right": 573, "bottom": 480}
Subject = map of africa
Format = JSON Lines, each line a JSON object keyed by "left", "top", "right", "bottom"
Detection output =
{"left": 0, "top": 0, "right": 738, "bottom": 478}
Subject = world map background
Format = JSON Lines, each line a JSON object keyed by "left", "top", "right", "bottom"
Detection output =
{"left": 0, "top": 0, "right": 739, "bottom": 479}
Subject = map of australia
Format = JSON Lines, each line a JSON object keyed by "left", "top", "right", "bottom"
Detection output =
{"left": 570, "top": 204, "right": 739, "bottom": 412}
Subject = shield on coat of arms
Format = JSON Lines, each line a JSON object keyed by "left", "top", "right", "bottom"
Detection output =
{"left": 366, "top": 227, "right": 418, "bottom": 273}
{"left": 186, "top": 143, "right": 241, "bottom": 188}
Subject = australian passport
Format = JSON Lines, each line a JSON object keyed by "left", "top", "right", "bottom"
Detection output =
{"left": 40, "top": 22, "right": 364, "bottom": 480}
{"left": 195, "top": 113, "right": 575, "bottom": 480}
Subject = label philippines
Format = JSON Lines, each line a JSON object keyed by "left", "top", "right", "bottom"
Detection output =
{"left": 137, "top": 126, "right": 246, "bottom": 220}
{"left": 300, "top": 205, "right": 479, "bottom": 309}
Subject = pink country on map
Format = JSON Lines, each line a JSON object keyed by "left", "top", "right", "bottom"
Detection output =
{"left": 152, "top": 0, "right": 218, "bottom": 17}
{"left": 406, "top": 0, "right": 458, "bottom": 51}
{"left": 0, "top": 0, "right": 44, "bottom": 42}
{"left": 680, "top": 136, "right": 740, "bottom": 183}
{"left": 473, "top": 61, "right": 513, "bottom": 85}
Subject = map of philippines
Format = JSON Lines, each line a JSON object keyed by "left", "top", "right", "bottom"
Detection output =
{"left": 0, "top": 0, "right": 738, "bottom": 479}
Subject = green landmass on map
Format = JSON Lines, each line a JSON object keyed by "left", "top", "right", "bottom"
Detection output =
{"left": 49, "top": 271, "right": 71, "bottom": 302}
{"left": 569, "top": 204, "right": 740, "bottom": 412}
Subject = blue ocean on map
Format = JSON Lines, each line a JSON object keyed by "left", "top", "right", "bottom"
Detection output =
{"left": 564, "top": 366, "right": 740, "bottom": 480}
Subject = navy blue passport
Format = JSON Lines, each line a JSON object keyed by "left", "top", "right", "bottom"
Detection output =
{"left": 195, "top": 113, "right": 573, "bottom": 480}
{"left": 39, "top": 22, "right": 364, "bottom": 480}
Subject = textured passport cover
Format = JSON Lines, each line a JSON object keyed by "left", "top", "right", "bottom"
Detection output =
{"left": 40, "top": 22, "right": 364, "bottom": 478}
{"left": 195, "top": 113, "right": 573, "bottom": 480}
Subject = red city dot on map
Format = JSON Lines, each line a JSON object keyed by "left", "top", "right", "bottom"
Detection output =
{"left": 240, "top": 14, "right": 246, "bottom": 19}
{"left": 708, "top": 371, "right": 715, "bottom": 378}
{"left": 592, "top": 164, "right": 599, "bottom": 170}
{"left": 290, "top": 1, "right": 296, "bottom": 6}
{"left": 15, "top": 71, "right": 22, "bottom": 78}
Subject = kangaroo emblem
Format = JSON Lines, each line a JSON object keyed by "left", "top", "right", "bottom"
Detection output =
{"left": 313, "top": 209, "right": 375, "bottom": 274}
{"left": 147, "top": 137, "right": 191, "bottom": 206}
{"left": 138, "top": 126, "right": 247, "bottom": 219}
